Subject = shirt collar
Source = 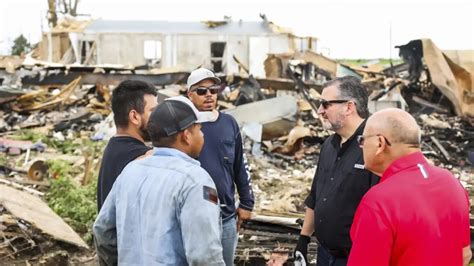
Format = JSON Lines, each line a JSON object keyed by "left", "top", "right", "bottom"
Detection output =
{"left": 381, "top": 151, "right": 427, "bottom": 182}
{"left": 331, "top": 119, "right": 366, "bottom": 152}
{"left": 153, "top": 147, "right": 201, "bottom": 166}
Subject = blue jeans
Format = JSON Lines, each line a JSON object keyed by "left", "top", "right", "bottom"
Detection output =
{"left": 221, "top": 217, "right": 238, "bottom": 266}
{"left": 316, "top": 245, "right": 348, "bottom": 266}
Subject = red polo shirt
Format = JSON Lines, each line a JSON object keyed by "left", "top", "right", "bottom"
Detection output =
{"left": 348, "top": 151, "right": 470, "bottom": 266}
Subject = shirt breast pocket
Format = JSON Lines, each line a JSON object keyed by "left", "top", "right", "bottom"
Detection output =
{"left": 220, "top": 139, "right": 235, "bottom": 165}
{"left": 339, "top": 166, "right": 371, "bottom": 201}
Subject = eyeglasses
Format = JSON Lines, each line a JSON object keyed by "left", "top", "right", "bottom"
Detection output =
{"left": 190, "top": 85, "right": 221, "bottom": 96}
{"left": 318, "top": 99, "right": 350, "bottom": 109}
{"left": 357, "top": 134, "right": 392, "bottom": 146}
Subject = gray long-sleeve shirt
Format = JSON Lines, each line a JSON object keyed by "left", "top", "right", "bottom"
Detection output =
{"left": 93, "top": 148, "right": 225, "bottom": 266}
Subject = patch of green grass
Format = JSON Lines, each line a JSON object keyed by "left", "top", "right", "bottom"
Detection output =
{"left": 11, "top": 130, "right": 106, "bottom": 245}
{"left": 10, "top": 129, "right": 81, "bottom": 154}
{"left": 0, "top": 155, "right": 6, "bottom": 165}
{"left": 8, "top": 129, "right": 45, "bottom": 142}
{"left": 47, "top": 159, "right": 79, "bottom": 178}
{"left": 45, "top": 161, "right": 97, "bottom": 244}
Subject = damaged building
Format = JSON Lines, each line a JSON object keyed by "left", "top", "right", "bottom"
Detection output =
{"left": 35, "top": 15, "right": 318, "bottom": 77}
{"left": 1, "top": 23, "right": 473, "bottom": 265}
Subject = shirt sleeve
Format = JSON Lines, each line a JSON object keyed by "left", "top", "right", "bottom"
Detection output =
{"left": 304, "top": 170, "right": 318, "bottom": 209}
{"left": 233, "top": 129, "right": 254, "bottom": 211}
{"left": 304, "top": 143, "right": 325, "bottom": 209}
{"left": 179, "top": 177, "right": 225, "bottom": 266}
{"left": 462, "top": 189, "right": 471, "bottom": 247}
{"left": 348, "top": 200, "right": 393, "bottom": 266}
{"left": 93, "top": 183, "right": 118, "bottom": 266}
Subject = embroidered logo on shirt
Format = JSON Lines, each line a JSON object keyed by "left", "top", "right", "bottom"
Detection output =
{"left": 203, "top": 186, "right": 218, "bottom": 205}
{"left": 354, "top": 163, "right": 365, "bottom": 169}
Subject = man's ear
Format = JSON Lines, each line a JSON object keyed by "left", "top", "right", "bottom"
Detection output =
{"left": 182, "top": 128, "right": 192, "bottom": 145}
{"left": 374, "top": 136, "right": 387, "bottom": 155}
{"left": 187, "top": 89, "right": 193, "bottom": 99}
{"left": 347, "top": 101, "right": 356, "bottom": 115}
{"left": 128, "top": 110, "right": 141, "bottom": 126}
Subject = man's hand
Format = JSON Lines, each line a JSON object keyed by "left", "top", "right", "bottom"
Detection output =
{"left": 236, "top": 208, "right": 251, "bottom": 232}
{"left": 294, "top": 235, "right": 311, "bottom": 265}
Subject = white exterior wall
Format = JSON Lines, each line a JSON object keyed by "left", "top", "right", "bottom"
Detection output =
{"left": 172, "top": 34, "right": 249, "bottom": 74}
{"left": 249, "top": 34, "right": 290, "bottom": 77}
{"left": 94, "top": 33, "right": 164, "bottom": 65}
{"left": 82, "top": 32, "right": 294, "bottom": 76}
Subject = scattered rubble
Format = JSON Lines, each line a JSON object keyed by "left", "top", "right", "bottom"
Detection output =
{"left": 0, "top": 184, "right": 91, "bottom": 264}
{"left": 0, "top": 37, "right": 472, "bottom": 265}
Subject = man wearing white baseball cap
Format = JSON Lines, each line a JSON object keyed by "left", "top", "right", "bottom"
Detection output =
{"left": 93, "top": 96, "right": 224, "bottom": 265}
{"left": 187, "top": 68, "right": 255, "bottom": 266}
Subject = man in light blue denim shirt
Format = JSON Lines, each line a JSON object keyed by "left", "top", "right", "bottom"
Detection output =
{"left": 93, "top": 96, "right": 225, "bottom": 265}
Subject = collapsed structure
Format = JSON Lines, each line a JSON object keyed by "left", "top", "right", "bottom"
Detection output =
{"left": 33, "top": 15, "right": 318, "bottom": 77}
{"left": 0, "top": 33, "right": 473, "bottom": 264}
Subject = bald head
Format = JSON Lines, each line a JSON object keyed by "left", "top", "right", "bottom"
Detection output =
{"left": 366, "top": 108, "right": 421, "bottom": 146}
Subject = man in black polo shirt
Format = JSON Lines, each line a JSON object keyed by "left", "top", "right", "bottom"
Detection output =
{"left": 294, "top": 76, "right": 379, "bottom": 266}
{"left": 97, "top": 80, "right": 158, "bottom": 211}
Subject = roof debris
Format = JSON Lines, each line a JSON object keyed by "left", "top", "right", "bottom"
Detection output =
{"left": 0, "top": 37, "right": 472, "bottom": 265}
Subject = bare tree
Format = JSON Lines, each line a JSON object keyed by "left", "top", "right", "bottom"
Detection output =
{"left": 47, "top": 0, "right": 80, "bottom": 26}
{"left": 60, "top": 0, "right": 80, "bottom": 16}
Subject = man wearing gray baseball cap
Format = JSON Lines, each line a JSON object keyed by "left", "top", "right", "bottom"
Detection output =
{"left": 187, "top": 68, "right": 255, "bottom": 266}
{"left": 93, "top": 96, "right": 224, "bottom": 265}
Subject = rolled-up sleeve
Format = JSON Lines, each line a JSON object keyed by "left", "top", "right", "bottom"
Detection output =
{"left": 179, "top": 178, "right": 225, "bottom": 266}
{"left": 93, "top": 184, "right": 118, "bottom": 266}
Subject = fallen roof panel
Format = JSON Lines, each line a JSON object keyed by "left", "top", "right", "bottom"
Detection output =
{"left": 0, "top": 184, "right": 88, "bottom": 249}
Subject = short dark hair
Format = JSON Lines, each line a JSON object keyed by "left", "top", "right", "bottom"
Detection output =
{"left": 151, "top": 134, "right": 179, "bottom": 148}
{"left": 111, "top": 80, "right": 157, "bottom": 128}
{"left": 322, "top": 76, "right": 370, "bottom": 118}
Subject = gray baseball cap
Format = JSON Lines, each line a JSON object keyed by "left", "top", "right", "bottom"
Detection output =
{"left": 186, "top": 68, "right": 221, "bottom": 90}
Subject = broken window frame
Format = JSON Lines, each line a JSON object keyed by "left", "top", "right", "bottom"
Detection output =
{"left": 80, "top": 40, "right": 96, "bottom": 64}
{"left": 210, "top": 42, "right": 226, "bottom": 73}
{"left": 143, "top": 40, "right": 162, "bottom": 66}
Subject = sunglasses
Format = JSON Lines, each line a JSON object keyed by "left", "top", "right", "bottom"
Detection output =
{"left": 357, "top": 134, "right": 392, "bottom": 146}
{"left": 318, "top": 99, "right": 350, "bottom": 109}
{"left": 191, "top": 85, "right": 221, "bottom": 96}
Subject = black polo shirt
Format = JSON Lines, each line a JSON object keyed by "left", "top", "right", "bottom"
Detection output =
{"left": 304, "top": 120, "right": 379, "bottom": 250}
{"left": 97, "top": 136, "right": 152, "bottom": 211}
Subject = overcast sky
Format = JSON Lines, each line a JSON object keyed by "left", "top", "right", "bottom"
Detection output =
{"left": 1, "top": 0, "right": 473, "bottom": 59}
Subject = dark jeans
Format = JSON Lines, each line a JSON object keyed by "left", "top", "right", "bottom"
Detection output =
{"left": 316, "top": 245, "right": 348, "bottom": 266}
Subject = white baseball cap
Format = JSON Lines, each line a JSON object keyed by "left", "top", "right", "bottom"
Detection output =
{"left": 165, "top": 96, "right": 218, "bottom": 123}
{"left": 186, "top": 68, "right": 221, "bottom": 90}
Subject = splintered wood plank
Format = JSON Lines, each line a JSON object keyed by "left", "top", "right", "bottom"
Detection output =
{"left": 0, "top": 184, "right": 88, "bottom": 249}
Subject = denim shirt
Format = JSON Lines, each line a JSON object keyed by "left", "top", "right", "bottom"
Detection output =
{"left": 93, "top": 148, "right": 225, "bottom": 266}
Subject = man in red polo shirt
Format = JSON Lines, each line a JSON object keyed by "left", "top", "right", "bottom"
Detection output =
{"left": 349, "top": 108, "right": 471, "bottom": 266}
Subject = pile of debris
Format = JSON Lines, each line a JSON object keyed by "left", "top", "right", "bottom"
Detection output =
{"left": 0, "top": 184, "right": 92, "bottom": 264}
{"left": 0, "top": 38, "right": 473, "bottom": 265}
